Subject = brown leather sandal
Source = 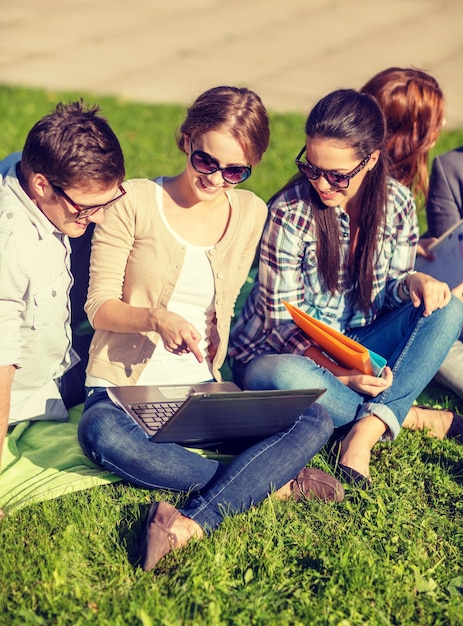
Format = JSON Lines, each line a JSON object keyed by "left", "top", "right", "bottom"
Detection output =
{"left": 292, "top": 467, "right": 345, "bottom": 502}
{"left": 140, "top": 500, "right": 180, "bottom": 572}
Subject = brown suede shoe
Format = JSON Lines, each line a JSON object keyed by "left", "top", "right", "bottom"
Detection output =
{"left": 141, "top": 501, "right": 180, "bottom": 572}
{"left": 292, "top": 467, "right": 345, "bottom": 502}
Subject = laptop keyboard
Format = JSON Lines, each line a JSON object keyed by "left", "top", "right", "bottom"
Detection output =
{"left": 131, "top": 402, "right": 183, "bottom": 431}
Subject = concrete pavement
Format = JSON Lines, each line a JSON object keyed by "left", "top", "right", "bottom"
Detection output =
{"left": 1, "top": 0, "right": 462, "bottom": 127}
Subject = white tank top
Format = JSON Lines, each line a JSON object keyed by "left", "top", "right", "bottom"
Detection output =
{"left": 86, "top": 177, "right": 219, "bottom": 387}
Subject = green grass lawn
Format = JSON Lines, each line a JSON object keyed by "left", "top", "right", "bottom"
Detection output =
{"left": 1, "top": 85, "right": 463, "bottom": 626}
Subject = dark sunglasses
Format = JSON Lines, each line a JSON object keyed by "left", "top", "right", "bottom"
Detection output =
{"left": 52, "top": 184, "right": 126, "bottom": 218}
{"left": 190, "top": 149, "right": 252, "bottom": 185}
{"left": 295, "top": 147, "right": 371, "bottom": 189}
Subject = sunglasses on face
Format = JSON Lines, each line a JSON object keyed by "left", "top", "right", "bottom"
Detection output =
{"left": 190, "top": 148, "right": 252, "bottom": 185}
{"left": 52, "top": 184, "right": 126, "bottom": 219}
{"left": 295, "top": 147, "right": 371, "bottom": 189}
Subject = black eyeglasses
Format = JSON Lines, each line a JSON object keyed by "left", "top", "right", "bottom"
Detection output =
{"left": 52, "top": 184, "right": 126, "bottom": 218}
{"left": 190, "top": 146, "right": 252, "bottom": 185}
{"left": 295, "top": 147, "right": 371, "bottom": 189}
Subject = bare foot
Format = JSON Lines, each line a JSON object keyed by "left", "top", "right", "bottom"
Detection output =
{"left": 273, "top": 479, "right": 295, "bottom": 500}
{"left": 170, "top": 514, "right": 204, "bottom": 549}
{"left": 339, "top": 449, "right": 371, "bottom": 479}
{"left": 338, "top": 414, "right": 388, "bottom": 479}
{"left": 403, "top": 406, "right": 453, "bottom": 439}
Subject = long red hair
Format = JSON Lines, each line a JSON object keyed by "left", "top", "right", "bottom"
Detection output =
{"left": 361, "top": 67, "right": 444, "bottom": 207}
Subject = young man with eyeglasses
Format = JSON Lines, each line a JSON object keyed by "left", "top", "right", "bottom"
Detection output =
{"left": 0, "top": 101, "right": 125, "bottom": 478}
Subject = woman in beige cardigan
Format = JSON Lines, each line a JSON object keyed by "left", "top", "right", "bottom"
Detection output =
{"left": 77, "top": 86, "right": 343, "bottom": 572}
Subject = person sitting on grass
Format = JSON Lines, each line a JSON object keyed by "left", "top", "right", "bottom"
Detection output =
{"left": 0, "top": 101, "right": 125, "bottom": 518}
{"left": 361, "top": 66, "right": 445, "bottom": 214}
{"left": 77, "top": 86, "right": 344, "bottom": 573}
{"left": 229, "top": 89, "right": 463, "bottom": 489}
{"left": 361, "top": 67, "right": 463, "bottom": 404}
{"left": 424, "top": 145, "right": 463, "bottom": 400}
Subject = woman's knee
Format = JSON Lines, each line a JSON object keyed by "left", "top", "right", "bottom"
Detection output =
{"left": 243, "top": 353, "right": 313, "bottom": 389}
{"left": 77, "top": 400, "right": 116, "bottom": 457}
{"left": 447, "top": 294, "right": 463, "bottom": 325}
{"left": 78, "top": 406, "right": 98, "bottom": 456}
{"left": 432, "top": 295, "right": 463, "bottom": 342}
{"left": 304, "top": 403, "right": 334, "bottom": 439}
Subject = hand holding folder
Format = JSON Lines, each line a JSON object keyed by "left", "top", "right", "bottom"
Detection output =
{"left": 283, "top": 301, "right": 387, "bottom": 377}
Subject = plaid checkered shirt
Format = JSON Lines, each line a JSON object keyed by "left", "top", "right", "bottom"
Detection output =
{"left": 229, "top": 177, "right": 418, "bottom": 364}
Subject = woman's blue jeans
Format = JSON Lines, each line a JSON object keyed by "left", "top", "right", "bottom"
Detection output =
{"left": 234, "top": 297, "right": 463, "bottom": 440}
{"left": 78, "top": 388, "right": 333, "bottom": 533}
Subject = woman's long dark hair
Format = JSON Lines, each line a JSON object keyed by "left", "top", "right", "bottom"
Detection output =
{"left": 272, "top": 89, "right": 389, "bottom": 313}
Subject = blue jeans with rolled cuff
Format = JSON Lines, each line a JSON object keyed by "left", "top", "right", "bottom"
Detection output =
{"left": 233, "top": 297, "right": 463, "bottom": 440}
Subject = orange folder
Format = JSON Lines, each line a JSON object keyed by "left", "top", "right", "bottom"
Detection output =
{"left": 283, "top": 301, "right": 384, "bottom": 376}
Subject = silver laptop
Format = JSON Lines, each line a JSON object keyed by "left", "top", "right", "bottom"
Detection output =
{"left": 107, "top": 382, "right": 325, "bottom": 445}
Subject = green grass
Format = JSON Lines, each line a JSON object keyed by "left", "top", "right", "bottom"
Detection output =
{"left": 2, "top": 434, "right": 463, "bottom": 625}
{"left": 0, "top": 85, "right": 304, "bottom": 203}
{"left": 1, "top": 85, "right": 463, "bottom": 625}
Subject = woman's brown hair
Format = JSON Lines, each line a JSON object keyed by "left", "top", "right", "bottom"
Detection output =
{"left": 361, "top": 67, "right": 444, "bottom": 206}
{"left": 177, "top": 86, "right": 270, "bottom": 166}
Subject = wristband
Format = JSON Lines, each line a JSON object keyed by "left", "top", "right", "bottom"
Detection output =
{"left": 401, "top": 271, "right": 416, "bottom": 299}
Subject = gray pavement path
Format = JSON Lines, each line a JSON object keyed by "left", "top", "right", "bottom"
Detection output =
{"left": 1, "top": 0, "right": 463, "bottom": 127}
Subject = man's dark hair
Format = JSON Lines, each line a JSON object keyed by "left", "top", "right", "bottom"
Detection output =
{"left": 21, "top": 100, "right": 125, "bottom": 187}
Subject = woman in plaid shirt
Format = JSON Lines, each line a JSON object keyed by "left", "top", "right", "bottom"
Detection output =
{"left": 230, "top": 89, "right": 463, "bottom": 486}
